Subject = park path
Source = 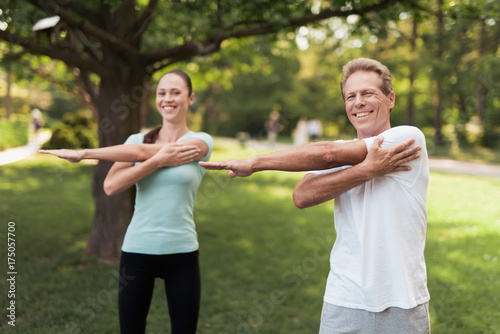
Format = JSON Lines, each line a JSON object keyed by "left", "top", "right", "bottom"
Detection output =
{"left": 427, "top": 158, "right": 500, "bottom": 179}
{"left": 0, "top": 131, "right": 51, "bottom": 166}
{"left": 1, "top": 135, "right": 500, "bottom": 179}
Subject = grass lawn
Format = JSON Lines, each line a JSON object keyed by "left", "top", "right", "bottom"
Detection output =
{"left": 0, "top": 140, "right": 499, "bottom": 333}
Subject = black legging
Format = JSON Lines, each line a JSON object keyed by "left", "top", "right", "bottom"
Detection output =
{"left": 118, "top": 250, "right": 201, "bottom": 334}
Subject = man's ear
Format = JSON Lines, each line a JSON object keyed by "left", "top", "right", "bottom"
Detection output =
{"left": 388, "top": 91, "right": 395, "bottom": 109}
{"left": 387, "top": 91, "right": 396, "bottom": 109}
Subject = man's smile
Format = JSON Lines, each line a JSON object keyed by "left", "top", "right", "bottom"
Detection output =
{"left": 354, "top": 111, "right": 373, "bottom": 118}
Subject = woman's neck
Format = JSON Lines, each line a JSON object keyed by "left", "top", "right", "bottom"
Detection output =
{"left": 157, "top": 122, "right": 190, "bottom": 143}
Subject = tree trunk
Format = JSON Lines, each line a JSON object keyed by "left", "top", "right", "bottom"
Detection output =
{"left": 406, "top": 16, "right": 417, "bottom": 125}
{"left": 86, "top": 161, "right": 135, "bottom": 261}
{"left": 85, "top": 67, "right": 152, "bottom": 261}
{"left": 5, "top": 65, "right": 13, "bottom": 119}
{"left": 476, "top": 19, "right": 487, "bottom": 124}
{"left": 433, "top": 0, "right": 445, "bottom": 146}
{"left": 5, "top": 44, "right": 13, "bottom": 119}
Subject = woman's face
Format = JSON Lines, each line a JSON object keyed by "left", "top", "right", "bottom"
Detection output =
{"left": 156, "top": 73, "right": 194, "bottom": 123}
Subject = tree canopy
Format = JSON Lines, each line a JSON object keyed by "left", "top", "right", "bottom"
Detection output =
{"left": 1, "top": 0, "right": 420, "bottom": 259}
{"left": 1, "top": 0, "right": 498, "bottom": 259}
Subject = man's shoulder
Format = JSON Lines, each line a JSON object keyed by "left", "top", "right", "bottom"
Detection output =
{"left": 362, "top": 126, "right": 426, "bottom": 151}
{"left": 384, "top": 125, "right": 424, "bottom": 136}
{"left": 381, "top": 126, "right": 425, "bottom": 144}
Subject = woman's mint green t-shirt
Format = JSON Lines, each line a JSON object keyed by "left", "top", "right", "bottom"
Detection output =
{"left": 121, "top": 131, "right": 214, "bottom": 255}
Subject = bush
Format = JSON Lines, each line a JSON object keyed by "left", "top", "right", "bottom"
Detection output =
{"left": 61, "top": 110, "right": 95, "bottom": 128}
{"left": 42, "top": 110, "right": 98, "bottom": 149}
{"left": 480, "top": 127, "right": 500, "bottom": 148}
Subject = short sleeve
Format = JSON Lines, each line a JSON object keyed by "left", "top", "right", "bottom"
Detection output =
{"left": 187, "top": 132, "right": 214, "bottom": 162}
{"left": 307, "top": 165, "right": 351, "bottom": 176}
{"left": 363, "top": 126, "right": 428, "bottom": 186}
{"left": 123, "top": 133, "right": 144, "bottom": 145}
{"left": 363, "top": 126, "right": 425, "bottom": 152}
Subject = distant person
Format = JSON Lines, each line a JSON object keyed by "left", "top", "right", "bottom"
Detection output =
{"left": 265, "top": 110, "right": 280, "bottom": 147}
{"left": 41, "top": 70, "right": 214, "bottom": 334}
{"left": 293, "top": 117, "right": 309, "bottom": 146}
{"left": 201, "top": 58, "right": 430, "bottom": 334}
{"left": 30, "top": 108, "right": 44, "bottom": 135}
{"left": 307, "top": 118, "right": 322, "bottom": 141}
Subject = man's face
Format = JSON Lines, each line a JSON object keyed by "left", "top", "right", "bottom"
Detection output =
{"left": 343, "top": 70, "right": 395, "bottom": 139}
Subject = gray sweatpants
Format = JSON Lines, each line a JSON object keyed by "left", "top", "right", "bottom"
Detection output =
{"left": 319, "top": 302, "right": 431, "bottom": 334}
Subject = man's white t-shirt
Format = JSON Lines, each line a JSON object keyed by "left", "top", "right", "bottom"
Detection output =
{"left": 309, "top": 126, "right": 430, "bottom": 312}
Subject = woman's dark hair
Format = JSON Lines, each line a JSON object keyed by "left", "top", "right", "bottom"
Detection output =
{"left": 143, "top": 126, "right": 162, "bottom": 144}
{"left": 143, "top": 70, "right": 193, "bottom": 144}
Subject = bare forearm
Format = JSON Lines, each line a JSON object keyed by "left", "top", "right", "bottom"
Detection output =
{"left": 82, "top": 144, "right": 161, "bottom": 162}
{"left": 104, "top": 159, "right": 161, "bottom": 195}
{"left": 250, "top": 141, "right": 366, "bottom": 173}
{"left": 293, "top": 163, "right": 375, "bottom": 208}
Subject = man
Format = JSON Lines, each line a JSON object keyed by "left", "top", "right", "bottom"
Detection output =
{"left": 200, "top": 58, "right": 430, "bottom": 333}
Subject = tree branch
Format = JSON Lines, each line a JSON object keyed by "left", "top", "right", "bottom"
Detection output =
{"left": 73, "top": 28, "right": 103, "bottom": 62}
{"left": 132, "top": 0, "right": 159, "bottom": 44}
{"left": 64, "top": 0, "right": 102, "bottom": 26}
{"left": 74, "top": 68, "right": 99, "bottom": 116}
{"left": 230, "top": 0, "right": 402, "bottom": 38}
{"left": 148, "top": 55, "right": 188, "bottom": 74}
{"left": 142, "top": 0, "right": 402, "bottom": 69}
{"left": 216, "top": 0, "right": 224, "bottom": 32}
{"left": 0, "top": 30, "right": 111, "bottom": 76}
{"left": 28, "top": 0, "right": 138, "bottom": 57}
{"left": 141, "top": 39, "right": 223, "bottom": 67}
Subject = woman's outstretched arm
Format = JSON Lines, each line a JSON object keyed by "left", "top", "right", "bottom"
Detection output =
{"left": 39, "top": 143, "right": 199, "bottom": 163}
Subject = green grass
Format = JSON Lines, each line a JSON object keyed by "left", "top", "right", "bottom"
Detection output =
{"left": 0, "top": 143, "right": 499, "bottom": 333}
{"left": 426, "top": 172, "right": 500, "bottom": 334}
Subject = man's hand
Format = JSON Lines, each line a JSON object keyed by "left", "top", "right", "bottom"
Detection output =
{"left": 152, "top": 143, "right": 201, "bottom": 168}
{"left": 199, "top": 159, "right": 254, "bottom": 178}
{"left": 364, "top": 136, "right": 421, "bottom": 177}
{"left": 39, "top": 149, "right": 84, "bottom": 163}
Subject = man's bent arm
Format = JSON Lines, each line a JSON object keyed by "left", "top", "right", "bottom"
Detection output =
{"left": 293, "top": 136, "right": 421, "bottom": 208}
{"left": 293, "top": 164, "right": 373, "bottom": 208}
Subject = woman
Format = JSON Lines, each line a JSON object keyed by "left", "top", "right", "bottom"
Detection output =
{"left": 41, "top": 70, "right": 213, "bottom": 334}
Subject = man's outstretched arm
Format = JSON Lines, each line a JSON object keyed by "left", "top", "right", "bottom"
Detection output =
{"left": 199, "top": 137, "right": 419, "bottom": 178}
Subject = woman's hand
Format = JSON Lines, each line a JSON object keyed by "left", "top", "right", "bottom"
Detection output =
{"left": 151, "top": 143, "right": 201, "bottom": 168}
{"left": 39, "top": 149, "right": 84, "bottom": 163}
